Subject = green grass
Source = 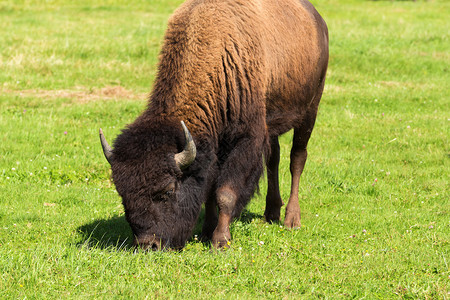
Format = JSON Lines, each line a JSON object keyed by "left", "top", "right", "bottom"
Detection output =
{"left": 0, "top": 0, "right": 448, "bottom": 298}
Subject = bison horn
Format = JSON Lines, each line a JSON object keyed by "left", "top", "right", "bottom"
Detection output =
{"left": 99, "top": 128, "right": 113, "bottom": 164}
{"left": 174, "top": 121, "right": 196, "bottom": 169}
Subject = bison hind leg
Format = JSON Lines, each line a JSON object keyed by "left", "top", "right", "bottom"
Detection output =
{"left": 284, "top": 106, "right": 319, "bottom": 229}
{"left": 264, "top": 136, "right": 284, "bottom": 223}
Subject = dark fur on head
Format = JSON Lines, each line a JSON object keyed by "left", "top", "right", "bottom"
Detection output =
{"left": 111, "top": 121, "right": 215, "bottom": 249}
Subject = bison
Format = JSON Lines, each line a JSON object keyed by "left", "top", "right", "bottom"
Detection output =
{"left": 100, "top": 0, "right": 328, "bottom": 250}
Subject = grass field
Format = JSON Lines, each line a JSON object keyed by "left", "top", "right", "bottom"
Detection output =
{"left": 0, "top": 0, "right": 449, "bottom": 298}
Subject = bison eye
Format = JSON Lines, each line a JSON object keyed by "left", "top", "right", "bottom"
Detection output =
{"left": 155, "top": 183, "right": 175, "bottom": 202}
{"left": 157, "top": 189, "right": 174, "bottom": 202}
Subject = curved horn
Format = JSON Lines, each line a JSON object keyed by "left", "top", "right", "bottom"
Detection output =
{"left": 174, "top": 121, "right": 196, "bottom": 170}
{"left": 99, "top": 128, "right": 113, "bottom": 164}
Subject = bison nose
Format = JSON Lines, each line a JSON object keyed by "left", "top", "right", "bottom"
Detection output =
{"left": 134, "top": 236, "right": 162, "bottom": 251}
{"left": 149, "top": 240, "right": 160, "bottom": 251}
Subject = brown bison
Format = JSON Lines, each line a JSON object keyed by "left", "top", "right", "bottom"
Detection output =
{"left": 100, "top": 0, "right": 328, "bottom": 250}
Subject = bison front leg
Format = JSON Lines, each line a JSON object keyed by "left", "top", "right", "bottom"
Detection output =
{"left": 211, "top": 186, "right": 236, "bottom": 248}
{"left": 212, "top": 134, "right": 267, "bottom": 248}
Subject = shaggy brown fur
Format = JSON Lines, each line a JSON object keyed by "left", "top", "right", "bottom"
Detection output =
{"left": 101, "top": 0, "right": 328, "bottom": 249}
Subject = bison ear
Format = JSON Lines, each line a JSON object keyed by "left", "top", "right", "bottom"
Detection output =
{"left": 174, "top": 121, "right": 196, "bottom": 170}
{"left": 99, "top": 128, "right": 114, "bottom": 165}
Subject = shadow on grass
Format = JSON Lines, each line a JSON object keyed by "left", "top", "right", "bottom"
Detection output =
{"left": 192, "top": 207, "right": 264, "bottom": 234}
{"left": 77, "top": 208, "right": 265, "bottom": 251}
{"left": 77, "top": 215, "right": 134, "bottom": 251}
{"left": 188, "top": 207, "right": 265, "bottom": 244}
{"left": 239, "top": 209, "right": 264, "bottom": 224}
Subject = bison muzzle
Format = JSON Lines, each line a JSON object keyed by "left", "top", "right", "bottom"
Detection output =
{"left": 100, "top": 0, "right": 328, "bottom": 250}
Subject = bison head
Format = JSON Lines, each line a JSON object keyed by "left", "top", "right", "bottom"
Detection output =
{"left": 99, "top": 121, "right": 198, "bottom": 250}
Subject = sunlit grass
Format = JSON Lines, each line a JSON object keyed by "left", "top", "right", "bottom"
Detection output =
{"left": 0, "top": 0, "right": 448, "bottom": 298}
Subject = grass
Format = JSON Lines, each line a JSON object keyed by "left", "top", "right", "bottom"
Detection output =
{"left": 0, "top": 0, "right": 449, "bottom": 298}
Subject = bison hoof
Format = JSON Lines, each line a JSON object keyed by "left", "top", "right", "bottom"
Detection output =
{"left": 200, "top": 225, "right": 216, "bottom": 242}
{"left": 264, "top": 212, "right": 281, "bottom": 224}
{"left": 212, "top": 239, "right": 231, "bottom": 249}
{"left": 264, "top": 207, "right": 281, "bottom": 223}
{"left": 284, "top": 210, "right": 301, "bottom": 229}
{"left": 264, "top": 197, "right": 283, "bottom": 224}
{"left": 211, "top": 231, "right": 231, "bottom": 249}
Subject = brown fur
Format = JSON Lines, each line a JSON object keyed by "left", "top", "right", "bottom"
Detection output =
{"left": 105, "top": 0, "right": 328, "bottom": 249}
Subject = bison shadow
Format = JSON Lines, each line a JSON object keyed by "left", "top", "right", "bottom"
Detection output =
{"left": 77, "top": 215, "right": 134, "bottom": 251}
{"left": 238, "top": 209, "right": 264, "bottom": 223}
{"left": 191, "top": 208, "right": 264, "bottom": 236}
{"left": 77, "top": 208, "right": 264, "bottom": 251}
